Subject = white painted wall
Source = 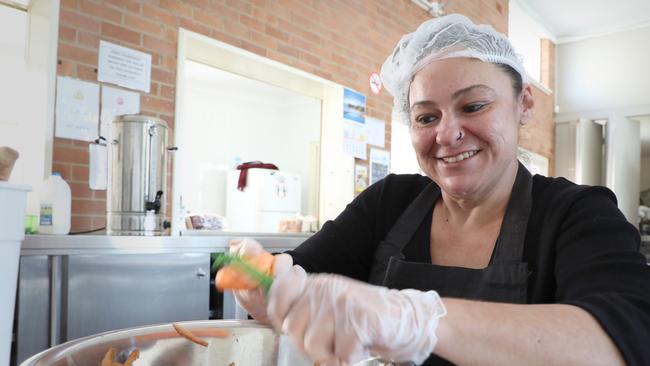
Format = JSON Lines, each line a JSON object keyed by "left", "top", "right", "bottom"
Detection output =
{"left": 179, "top": 63, "right": 321, "bottom": 218}
{"left": 554, "top": 122, "right": 577, "bottom": 181}
{"left": 576, "top": 118, "right": 603, "bottom": 185}
{"left": 557, "top": 26, "right": 650, "bottom": 114}
{"left": 640, "top": 156, "right": 650, "bottom": 192}
{"left": 0, "top": 1, "right": 58, "bottom": 215}
{"left": 606, "top": 115, "right": 640, "bottom": 224}
{"left": 390, "top": 120, "right": 421, "bottom": 175}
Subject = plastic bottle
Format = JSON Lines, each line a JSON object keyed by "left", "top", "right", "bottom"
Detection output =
{"left": 39, "top": 172, "right": 71, "bottom": 235}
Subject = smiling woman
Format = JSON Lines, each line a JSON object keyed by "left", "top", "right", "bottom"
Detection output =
{"left": 220, "top": 13, "right": 650, "bottom": 366}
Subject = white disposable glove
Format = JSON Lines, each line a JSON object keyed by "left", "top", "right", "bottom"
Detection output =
{"left": 267, "top": 267, "right": 447, "bottom": 365}
{"left": 228, "top": 238, "right": 293, "bottom": 324}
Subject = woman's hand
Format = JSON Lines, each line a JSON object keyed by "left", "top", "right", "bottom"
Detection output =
{"left": 221, "top": 238, "right": 293, "bottom": 324}
{"left": 267, "top": 267, "right": 447, "bottom": 365}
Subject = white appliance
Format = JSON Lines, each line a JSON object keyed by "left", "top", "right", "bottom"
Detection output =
{"left": 226, "top": 169, "right": 301, "bottom": 232}
{"left": 0, "top": 182, "right": 29, "bottom": 366}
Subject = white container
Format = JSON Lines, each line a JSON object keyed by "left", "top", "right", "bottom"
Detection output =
{"left": 38, "top": 173, "right": 71, "bottom": 235}
{"left": 226, "top": 169, "right": 301, "bottom": 232}
{"left": 0, "top": 182, "right": 30, "bottom": 366}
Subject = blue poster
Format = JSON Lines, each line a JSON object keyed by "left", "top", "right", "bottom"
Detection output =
{"left": 343, "top": 88, "right": 366, "bottom": 124}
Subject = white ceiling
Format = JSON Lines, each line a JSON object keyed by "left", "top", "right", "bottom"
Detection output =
{"left": 515, "top": 0, "right": 650, "bottom": 43}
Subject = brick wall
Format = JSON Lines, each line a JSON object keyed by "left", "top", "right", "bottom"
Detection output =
{"left": 54, "top": 0, "right": 553, "bottom": 232}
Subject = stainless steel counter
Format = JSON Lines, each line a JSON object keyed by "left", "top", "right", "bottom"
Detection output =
{"left": 20, "top": 232, "right": 312, "bottom": 255}
{"left": 14, "top": 232, "right": 310, "bottom": 365}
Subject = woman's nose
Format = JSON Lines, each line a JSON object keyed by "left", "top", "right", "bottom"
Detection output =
{"left": 435, "top": 115, "right": 464, "bottom": 146}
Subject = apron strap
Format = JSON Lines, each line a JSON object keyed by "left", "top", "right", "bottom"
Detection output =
{"left": 368, "top": 182, "right": 440, "bottom": 284}
{"left": 491, "top": 162, "right": 534, "bottom": 264}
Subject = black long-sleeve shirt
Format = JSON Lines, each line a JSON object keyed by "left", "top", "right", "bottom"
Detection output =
{"left": 288, "top": 173, "right": 650, "bottom": 365}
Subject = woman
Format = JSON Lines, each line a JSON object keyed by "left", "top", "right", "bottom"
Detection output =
{"left": 222, "top": 14, "right": 650, "bottom": 365}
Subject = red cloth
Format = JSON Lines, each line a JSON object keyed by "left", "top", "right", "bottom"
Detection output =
{"left": 236, "top": 161, "right": 279, "bottom": 191}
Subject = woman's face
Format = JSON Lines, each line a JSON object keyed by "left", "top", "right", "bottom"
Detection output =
{"left": 408, "top": 58, "right": 533, "bottom": 200}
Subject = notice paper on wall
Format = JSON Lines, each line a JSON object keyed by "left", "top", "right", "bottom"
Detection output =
{"left": 100, "top": 85, "right": 140, "bottom": 141}
{"left": 343, "top": 88, "right": 366, "bottom": 124}
{"left": 365, "top": 117, "right": 385, "bottom": 147}
{"left": 370, "top": 148, "right": 390, "bottom": 184}
{"left": 354, "top": 164, "right": 368, "bottom": 195}
{"left": 343, "top": 120, "right": 367, "bottom": 160}
{"left": 55, "top": 76, "right": 100, "bottom": 141}
{"left": 98, "top": 40, "right": 151, "bottom": 93}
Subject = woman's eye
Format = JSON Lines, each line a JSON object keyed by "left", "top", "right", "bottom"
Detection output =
{"left": 462, "top": 103, "right": 487, "bottom": 113}
{"left": 414, "top": 115, "right": 439, "bottom": 125}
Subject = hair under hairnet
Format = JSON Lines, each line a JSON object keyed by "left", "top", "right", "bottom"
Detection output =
{"left": 380, "top": 13, "right": 527, "bottom": 124}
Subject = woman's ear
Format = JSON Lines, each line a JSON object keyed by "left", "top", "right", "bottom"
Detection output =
{"left": 519, "top": 84, "right": 535, "bottom": 125}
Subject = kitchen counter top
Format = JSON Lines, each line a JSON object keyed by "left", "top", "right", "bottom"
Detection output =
{"left": 21, "top": 232, "right": 311, "bottom": 255}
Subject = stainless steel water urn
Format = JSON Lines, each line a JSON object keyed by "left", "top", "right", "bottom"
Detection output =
{"left": 107, "top": 115, "right": 173, "bottom": 235}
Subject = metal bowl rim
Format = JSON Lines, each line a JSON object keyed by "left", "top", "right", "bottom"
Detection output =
{"left": 20, "top": 319, "right": 270, "bottom": 365}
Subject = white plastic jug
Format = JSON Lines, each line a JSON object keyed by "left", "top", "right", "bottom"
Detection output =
{"left": 39, "top": 172, "right": 71, "bottom": 234}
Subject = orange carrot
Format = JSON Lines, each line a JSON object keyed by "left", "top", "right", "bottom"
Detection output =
{"left": 101, "top": 348, "right": 116, "bottom": 366}
{"left": 173, "top": 323, "right": 208, "bottom": 347}
{"left": 215, "top": 253, "right": 275, "bottom": 291}
{"left": 123, "top": 349, "right": 140, "bottom": 366}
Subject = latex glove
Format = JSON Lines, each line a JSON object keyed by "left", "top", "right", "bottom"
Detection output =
{"left": 267, "top": 267, "right": 446, "bottom": 365}
{"left": 226, "top": 238, "right": 293, "bottom": 324}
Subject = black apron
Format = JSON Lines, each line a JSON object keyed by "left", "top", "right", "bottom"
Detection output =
{"left": 368, "top": 163, "right": 533, "bottom": 366}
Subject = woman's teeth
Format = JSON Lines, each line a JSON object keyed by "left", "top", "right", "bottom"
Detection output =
{"left": 441, "top": 150, "right": 478, "bottom": 163}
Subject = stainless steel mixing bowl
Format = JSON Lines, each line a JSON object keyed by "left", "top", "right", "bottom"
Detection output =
{"left": 19, "top": 320, "right": 403, "bottom": 366}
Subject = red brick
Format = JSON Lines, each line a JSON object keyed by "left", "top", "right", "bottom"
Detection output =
{"left": 193, "top": 10, "right": 225, "bottom": 30}
{"left": 159, "top": 0, "right": 193, "bottom": 18}
{"left": 101, "top": 22, "right": 141, "bottom": 46}
{"left": 265, "top": 24, "right": 288, "bottom": 42}
{"left": 52, "top": 163, "right": 72, "bottom": 181}
{"left": 277, "top": 42, "right": 300, "bottom": 58}
{"left": 185, "top": 0, "right": 209, "bottom": 8}
{"left": 59, "top": 25, "right": 76, "bottom": 43}
{"left": 71, "top": 215, "right": 92, "bottom": 232}
{"left": 105, "top": 0, "right": 140, "bottom": 13}
{"left": 178, "top": 17, "right": 212, "bottom": 37}
{"left": 160, "top": 85, "right": 175, "bottom": 100}
{"left": 240, "top": 40, "right": 266, "bottom": 56}
{"left": 240, "top": 14, "right": 264, "bottom": 33}
{"left": 278, "top": 19, "right": 320, "bottom": 45}
{"left": 207, "top": 2, "right": 240, "bottom": 20}
{"left": 70, "top": 182, "right": 93, "bottom": 198}
{"left": 62, "top": 0, "right": 78, "bottom": 9}
{"left": 58, "top": 43, "right": 98, "bottom": 66}
{"left": 300, "top": 50, "right": 320, "bottom": 67}
{"left": 251, "top": 31, "right": 275, "bottom": 49}
{"left": 143, "top": 35, "right": 176, "bottom": 56}
{"left": 93, "top": 190, "right": 106, "bottom": 199}
{"left": 151, "top": 67, "right": 176, "bottom": 85}
{"left": 72, "top": 199, "right": 105, "bottom": 215}
{"left": 161, "top": 55, "right": 176, "bottom": 70}
{"left": 80, "top": 0, "right": 123, "bottom": 23}
{"left": 60, "top": 9, "right": 101, "bottom": 34}
{"left": 71, "top": 165, "right": 89, "bottom": 181}
{"left": 225, "top": 0, "right": 252, "bottom": 14}
{"left": 53, "top": 146, "right": 89, "bottom": 164}
{"left": 162, "top": 27, "right": 178, "bottom": 43}
{"left": 125, "top": 14, "right": 162, "bottom": 36}
{"left": 142, "top": 3, "right": 177, "bottom": 25}
{"left": 225, "top": 19, "right": 250, "bottom": 40}
{"left": 141, "top": 95, "right": 175, "bottom": 115}
{"left": 91, "top": 215, "right": 107, "bottom": 229}
{"left": 78, "top": 31, "right": 100, "bottom": 48}
{"left": 77, "top": 64, "right": 98, "bottom": 80}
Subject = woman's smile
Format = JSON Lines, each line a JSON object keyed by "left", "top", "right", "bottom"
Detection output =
{"left": 438, "top": 149, "right": 480, "bottom": 164}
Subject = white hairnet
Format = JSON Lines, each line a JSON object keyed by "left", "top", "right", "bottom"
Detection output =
{"left": 380, "top": 13, "right": 527, "bottom": 124}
